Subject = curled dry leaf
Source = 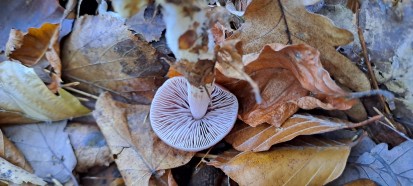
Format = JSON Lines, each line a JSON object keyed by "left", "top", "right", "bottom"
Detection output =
{"left": 0, "top": 61, "right": 90, "bottom": 124}
{"left": 0, "top": 157, "right": 46, "bottom": 186}
{"left": 208, "top": 136, "right": 351, "bottom": 186}
{"left": 126, "top": 4, "right": 166, "bottom": 42}
{"left": 230, "top": 0, "right": 370, "bottom": 92}
{"left": 65, "top": 123, "right": 113, "bottom": 173}
{"left": 0, "top": 0, "right": 64, "bottom": 60}
{"left": 2, "top": 120, "right": 77, "bottom": 183}
{"left": 215, "top": 39, "right": 262, "bottom": 103}
{"left": 6, "top": 23, "right": 62, "bottom": 93}
{"left": 93, "top": 93, "right": 194, "bottom": 186}
{"left": 0, "top": 130, "right": 32, "bottom": 172}
{"left": 225, "top": 114, "right": 382, "bottom": 152}
{"left": 217, "top": 68, "right": 308, "bottom": 127}
{"left": 62, "top": 14, "right": 168, "bottom": 105}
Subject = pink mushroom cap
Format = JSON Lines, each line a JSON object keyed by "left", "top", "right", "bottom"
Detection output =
{"left": 150, "top": 77, "right": 238, "bottom": 151}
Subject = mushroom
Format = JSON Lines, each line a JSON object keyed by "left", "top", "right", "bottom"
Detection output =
{"left": 150, "top": 76, "right": 238, "bottom": 151}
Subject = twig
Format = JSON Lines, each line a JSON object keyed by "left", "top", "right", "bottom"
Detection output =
{"left": 356, "top": 9, "right": 393, "bottom": 114}
{"left": 194, "top": 153, "right": 218, "bottom": 159}
{"left": 61, "top": 82, "right": 80, "bottom": 87}
{"left": 349, "top": 115, "right": 383, "bottom": 128}
{"left": 75, "top": 97, "right": 90, "bottom": 102}
{"left": 64, "top": 86, "right": 99, "bottom": 100}
{"left": 373, "top": 107, "right": 413, "bottom": 142}
{"left": 195, "top": 148, "right": 213, "bottom": 170}
{"left": 373, "top": 107, "right": 396, "bottom": 129}
{"left": 277, "top": 0, "right": 292, "bottom": 44}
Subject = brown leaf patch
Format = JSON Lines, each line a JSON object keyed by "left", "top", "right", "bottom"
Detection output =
{"left": 62, "top": 14, "right": 168, "bottom": 104}
{"left": 0, "top": 130, "right": 33, "bottom": 172}
{"left": 208, "top": 136, "right": 351, "bottom": 185}
{"left": 230, "top": 0, "right": 370, "bottom": 92}
{"left": 225, "top": 114, "right": 381, "bottom": 152}
{"left": 94, "top": 93, "right": 194, "bottom": 186}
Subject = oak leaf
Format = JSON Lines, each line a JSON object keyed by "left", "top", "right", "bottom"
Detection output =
{"left": 62, "top": 14, "right": 168, "bottom": 104}
{"left": 0, "top": 0, "right": 64, "bottom": 60}
{"left": 93, "top": 92, "right": 194, "bottom": 186}
{"left": 208, "top": 136, "right": 351, "bottom": 186}
{"left": 230, "top": 0, "right": 370, "bottom": 92}
{"left": 126, "top": 4, "right": 166, "bottom": 42}
{"left": 0, "top": 61, "right": 90, "bottom": 124}
{"left": 331, "top": 137, "right": 413, "bottom": 185}
{"left": 225, "top": 114, "right": 381, "bottom": 152}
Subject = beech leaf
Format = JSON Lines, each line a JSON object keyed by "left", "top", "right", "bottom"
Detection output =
{"left": 62, "top": 14, "right": 168, "bottom": 104}
{"left": 0, "top": 157, "right": 46, "bottom": 186}
{"left": 2, "top": 120, "right": 77, "bottom": 183}
{"left": 208, "top": 136, "right": 351, "bottom": 186}
{"left": 230, "top": 0, "right": 370, "bottom": 92}
{"left": 225, "top": 114, "right": 381, "bottom": 152}
{"left": 331, "top": 138, "right": 413, "bottom": 185}
{"left": 93, "top": 92, "right": 194, "bottom": 186}
{"left": 0, "top": 61, "right": 90, "bottom": 124}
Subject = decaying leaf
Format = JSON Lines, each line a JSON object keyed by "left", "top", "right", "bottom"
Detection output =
{"left": 126, "top": 4, "right": 166, "bottom": 42}
{"left": 331, "top": 137, "right": 413, "bottom": 185}
{"left": 62, "top": 14, "right": 168, "bottom": 105}
{"left": 0, "top": 129, "right": 32, "bottom": 172}
{"left": 0, "top": 157, "right": 46, "bottom": 186}
{"left": 208, "top": 136, "right": 351, "bottom": 186}
{"left": 225, "top": 114, "right": 382, "bottom": 152}
{"left": 0, "top": 61, "right": 90, "bottom": 124}
{"left": 65, "top": 123, "right": 113, "bottom": 173}
{"left": 112, "top": 0, "right": 149, "bottom": 18}
{"left": 217, "top": 68, "right": 308, "bottom": 127}
{"left": 0, "top": 0, "right": 64, "bottom": 60}
{"left": 216, "top": 43, "right": 356, "bottom": 127}
{"left": 230, "top": 0, "right": 370, "bottom": 92}
{"left": 215, "top": 39, "right": 262, "bottom": 103}
{"left": 6, "top": 23, "right": 63, "bottom": 92}
{"left": 2, "top": 120, "right": 77, "bottom": 183}
{"left": 93, "top": 93, "right": 194, "bottom": 186}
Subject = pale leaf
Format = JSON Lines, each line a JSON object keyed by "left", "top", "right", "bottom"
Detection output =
{"left": 93, "top": 93, "right": 194, "bottom": 186}
{"left": 0, "top": 61, "right": 90, "bottom": 124}
{"left": 0, "top": 157, "right": 46, "bottom": 186}
{"left": 2, "top": 120, "right": 77, "bottom": 183}
{"left": 126, "top": 4, "right": 166, "bottom": 42}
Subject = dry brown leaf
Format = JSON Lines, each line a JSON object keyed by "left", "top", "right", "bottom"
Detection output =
{"left": 126, "top": 4, "right": 166, "bottom": 42}
{"left": 93, "top": 92, "right": 194, "bottom": 186}
{"left": 215, "top": 39, "right": 262, "bottom": 103}
{"left": 65, "top": 123, "right": 113, "bottom": 173}
{"left": 0, "top": 0, "right": 64, "bottom": 60}
{"left": 225, "top": 114, "right": 382, "bottom": 152}
{"left": 344, "top": 179, "right": 377, "bottom": 186}
{"left": 0, "top": 130, "right": 32, "bottom": 172}
{"left": 6, "top": 23, "right": 62, "bottom": 92}
{"left": 208, "top": 136, "right": 351, "bottom": 186}
{"left": 217, "top": 68, "right": 308, "bottom": 127}
{"left": 62, "top": 14, "right": 168, "bottom": 104}
{"left": 230, "top": 0, "right": 370, "bottom": 92}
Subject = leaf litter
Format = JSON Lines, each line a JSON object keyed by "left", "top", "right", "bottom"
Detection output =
{"left": 0, "top": 0, "right": 412, "bottom": 185}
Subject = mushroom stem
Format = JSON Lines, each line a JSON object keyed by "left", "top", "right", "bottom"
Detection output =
{"left": 188, "top": 82, "right": 213, "bottom": 119}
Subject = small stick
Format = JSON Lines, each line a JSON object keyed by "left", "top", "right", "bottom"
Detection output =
{"left": 349, "top": 115, "right": 383, "bottom": 128}
{"left": 373, "top": 107, "right": 396, "bottom": 129}
{"left": 64, "top": 86, "right": 99, "bottom": 100}
{"left": 195, "top": 148, "right": 213, "bottom": 169}
{"left": 194, "top": 153, "right": 218, "bottom": 159}
{"left": 61, "top": 82, "right": 80, "bottom": 87}
{"left": 75, "top": 97, "right": 90, "bottom": 102}
{"left": 357, "top": 9, "right": 393, "bottom": 114}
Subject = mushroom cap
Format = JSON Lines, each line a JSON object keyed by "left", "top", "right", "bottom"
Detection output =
{"left": 150, "top": 76, "right": 238, "bottom": 151}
